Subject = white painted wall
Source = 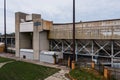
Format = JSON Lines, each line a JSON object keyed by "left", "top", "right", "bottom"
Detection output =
{"left": 40, "top": 51, "right": 63, "bottom": 63}
{"left": 20, "top": 22, "right": 33, "bottom": 32}
{"left": 20, "top": 49, "right": 34, "bottom": 60}
{"left": 40, "top": 54, "right": 54, "bottom": 63}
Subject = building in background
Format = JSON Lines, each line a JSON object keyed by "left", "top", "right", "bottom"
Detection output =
{"left": 15, "top": 12, "right": 120, "bottom": 67}
{"left": 0, "top": 33, "right": 15, "bottom": 48}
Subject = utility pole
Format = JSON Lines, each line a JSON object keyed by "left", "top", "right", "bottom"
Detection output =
{"left": 71, "top": 0, "right": 76, "bottom": 70}
{"left": 4, "top": 0, "right": 7, "bottom": 52}
{"left": 73, "top": 0, "right": 75, "bottom": 61}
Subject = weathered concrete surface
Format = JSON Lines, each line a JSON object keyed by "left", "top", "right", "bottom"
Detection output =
{"left": 39, "top": 31, "right": 49, "bottom": 51}
{"left": 15, "top": 12, "right": 27, "bottom": 57}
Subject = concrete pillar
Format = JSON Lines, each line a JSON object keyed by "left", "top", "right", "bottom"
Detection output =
{"left": 75, "top": 41, "right": 78, "bottom": 61}
{"left": 33, "top": 25, "right": 40, "bottom": 60}
{"left": 32, "top": 14, "right": 50, "bottom": 60}
{"left": 68, "top": 56, "right": 70, "bottom": 67}
{"left": 15, "top": 12, "right": 27, "bottom": 57}
{"left": 104, "top": 67, "right": 110, "bottom": 79}
{"left": 53, "top": 56, "right": 57, "bottom": 64}
{"left": 33, "top": 14, "right": 41, "bottom": 60}
{"left": 111, "top": 41, "right": 114, "bottom": 67}
{"left": 72, "top": 60, "right": 75, "bottom": 70}
{"left": 91, "top": 61, "right": 95, "bottom": 69}
{"left": 92, "top": 40, "right": 94, "bottom": 61}
{"left": 33, "top": 31, "right": 49, "bottom": 60}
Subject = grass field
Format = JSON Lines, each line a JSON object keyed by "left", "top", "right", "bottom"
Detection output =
{"left": 0, "top": 57, "right": 60, "bottom": 80}
{"left": 0, "top": 57, "right": 15, "bottom": 63}
{"left": 70, "top": 68, "right": 105, "bottom": 80}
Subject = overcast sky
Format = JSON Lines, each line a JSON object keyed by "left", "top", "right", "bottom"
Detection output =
{"left": 0, "top": 0, "right": 120, "bottom": 34}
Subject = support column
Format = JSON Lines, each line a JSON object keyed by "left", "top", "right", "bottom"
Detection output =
{"left": 6, "top": 38, "right": 7, "bottom": 47}
{"left": 72, "top": 60, "right": 75, "bottom": 70}
{"left": 11, "top": 37, "right": 12, "bottom": 47}
{"left": 75, "top": 40, "right": 78, "bottom": 61}
{"left": 33, "top": 14, "right": 41, "bottom": 60}
{"left": 68, "top": 56, "right": 70, "bottom": 67}
{"left": 92, "top": 40, "right": 94, "bottom": 61}
{"left": 91, "top": 61, "right": 95, "bottom": 69}
{"left": 111, "top": 41, "right": 114, "bottom": 67}
{"left": 50, "top": 40, "right": 52, "bottom": 51}
{"left": 104, "top": 67, "right": 110, "bottom": 79}
{"left": 15, "top": 12, "right": 26, "bottom": 57}
{"left": 62, "top": 40, "right": 64, "bottom": 53}
{"left": 33, "top": 25, "right": 40, "bottom": 60}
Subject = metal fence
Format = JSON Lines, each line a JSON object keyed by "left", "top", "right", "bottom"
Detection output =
{"left": 108, "top": 68, "right": 120, "bottom": 80}
{"left": 76, "top": 58, "right": 92, "bottom": 68}
{"left": 95, "top": 62, "right": 104, "bottom": 75}
{"left": 57, "top": 53, "right": 120, "bottom": 80}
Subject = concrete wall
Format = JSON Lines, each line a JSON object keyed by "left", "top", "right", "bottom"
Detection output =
{"left": 20, "top": 33, "right": 32, "bottom": 49}
{"left": 39, "top": 31, "right": 49, "bottom": 50}
{"left": 49, "top": 19, "right": 120, "bottom": 39}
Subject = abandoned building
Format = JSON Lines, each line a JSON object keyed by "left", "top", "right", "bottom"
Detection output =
{"left": 15, "top": 12, "right": 120, "bottom": 67}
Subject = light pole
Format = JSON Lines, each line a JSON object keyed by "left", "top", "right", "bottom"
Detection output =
{"left": 4, "top": 0, "right": 7, "bottom": 52}
{"left": 73, "top": 0, "right": 75, "bottom": 61}
{"left": 71, "top": 0, "right": 76, "bottom": 69}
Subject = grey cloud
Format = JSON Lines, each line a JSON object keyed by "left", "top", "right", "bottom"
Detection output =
{"left": 0, "top": 0, "right": 120, "bottom": 33}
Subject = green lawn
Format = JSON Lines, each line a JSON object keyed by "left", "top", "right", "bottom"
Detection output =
{"left": 0, "top": 57, "right": 15, "bottom": 63}
{"left": 0, "top": 58, "right": 60, "bottom": 80}
{"left": 70, "top": 68, "right": 104, "bottom": 80}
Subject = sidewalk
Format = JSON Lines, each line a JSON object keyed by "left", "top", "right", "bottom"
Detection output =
{"left": 0, "top": 53, "right": 70, "bottom": 80}
{"left": 0, "top": 61, "right": 14, "bottom": 68}
{"left": 45, "top": 69, "right": 69, "bottom": 80}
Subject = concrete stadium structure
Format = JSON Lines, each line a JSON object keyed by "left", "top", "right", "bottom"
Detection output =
{"left": 15, "top": 12, "right": 120, "bottom": 66}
